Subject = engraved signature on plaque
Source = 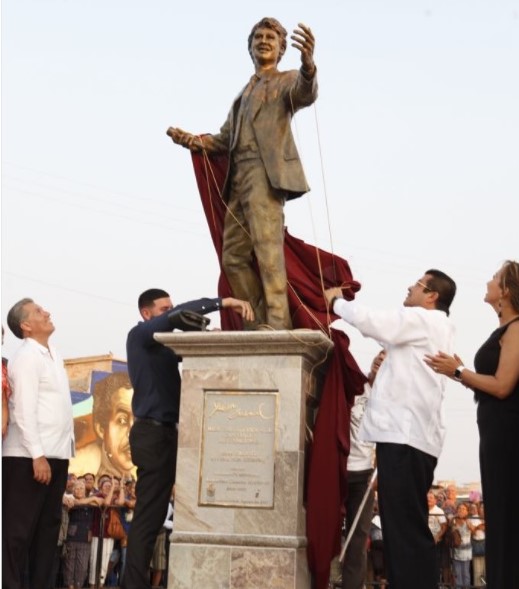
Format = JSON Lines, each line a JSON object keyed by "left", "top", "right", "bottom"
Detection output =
{"left": 199, "top": 391, "right": 277, "bottom": 508}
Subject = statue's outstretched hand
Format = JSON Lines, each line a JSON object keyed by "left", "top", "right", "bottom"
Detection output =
{"left": 291, "top": 23, "right": 315, "bottom": 76}
{"left": 166, "top": 127, "right": 203, "bottom": 151}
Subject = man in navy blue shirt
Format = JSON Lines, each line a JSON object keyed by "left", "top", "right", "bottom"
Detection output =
{"left": 121, "top": 288, "right": 253, "bottom": 589}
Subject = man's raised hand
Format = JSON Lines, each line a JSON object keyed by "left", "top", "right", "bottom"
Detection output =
{"left": 222, "top": 298, "right": 255, "bottom": 322}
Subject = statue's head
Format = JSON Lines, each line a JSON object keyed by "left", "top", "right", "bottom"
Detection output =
{"left": 248, "top": 17, "right": 287, "bottom": 64}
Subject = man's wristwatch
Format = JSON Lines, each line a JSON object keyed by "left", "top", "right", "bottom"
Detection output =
{"left": 453, "top": 365, "right": 465, "bottom": 382}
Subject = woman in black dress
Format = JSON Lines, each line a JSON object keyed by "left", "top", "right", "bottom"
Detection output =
{"left": 425, "top": 260, "right": 519, "bottom": 588}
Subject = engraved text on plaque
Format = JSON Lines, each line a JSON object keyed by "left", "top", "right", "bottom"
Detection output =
{"left": 199, "top": 391, "right": 277, "bottom": 508}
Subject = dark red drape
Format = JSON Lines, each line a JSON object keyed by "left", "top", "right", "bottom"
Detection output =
{"left": 190, "top": 151, "right": 367, "bottom": 589}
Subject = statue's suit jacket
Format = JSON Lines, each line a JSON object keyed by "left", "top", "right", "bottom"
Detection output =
{"left": 201, "top": 67, "right": 318, "bottom": 202}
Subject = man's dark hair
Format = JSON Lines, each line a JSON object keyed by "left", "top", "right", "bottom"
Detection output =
{"left": 7, "top": 298, "right": 33, "bottom": 339}
{"left": 92, "top": 371, "right": 133, "bottom": 432}
{"left": 248, "top": 17, "right": 287, "bottom": 64}
{"left": 137, "top": 288, "right": 169, "bottom": 311}
{"left": 424, "top": 269, "right": 457, "bottom": 316}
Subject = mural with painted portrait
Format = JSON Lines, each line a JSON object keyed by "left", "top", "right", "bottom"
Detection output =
{"left": 69, "top": 370, "right": 136, "bottom": 480}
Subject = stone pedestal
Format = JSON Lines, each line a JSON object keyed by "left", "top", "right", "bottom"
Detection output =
{"left": 154, "top": 330, "right": 333, "bottom": 589}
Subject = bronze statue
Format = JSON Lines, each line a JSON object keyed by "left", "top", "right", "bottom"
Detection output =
{"left": 168, "top": 17, "right": 317, "bottom": 330}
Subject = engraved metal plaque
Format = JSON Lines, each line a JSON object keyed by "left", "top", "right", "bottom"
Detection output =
{"left": 199, "top": 391, "right": 278, "bottom": 508}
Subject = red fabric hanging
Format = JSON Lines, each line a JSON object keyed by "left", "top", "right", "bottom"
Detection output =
{"left": 190, "top": 151, "right": 367, "bottom": 589}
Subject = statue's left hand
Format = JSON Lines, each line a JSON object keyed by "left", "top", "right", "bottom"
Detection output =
{"left": 166, "top": 127, "right": 203, "bottom": 151}
{"left": 291, "top": 23, "right": 315, "bottom": 76}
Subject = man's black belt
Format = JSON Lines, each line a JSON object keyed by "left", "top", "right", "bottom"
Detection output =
{"left": 134, "top": 416, "right": 176, "bottom": 429}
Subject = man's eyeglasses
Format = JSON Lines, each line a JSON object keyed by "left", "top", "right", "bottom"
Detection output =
{"left": 416, "top": 280, "right": 432, "bottom": 293}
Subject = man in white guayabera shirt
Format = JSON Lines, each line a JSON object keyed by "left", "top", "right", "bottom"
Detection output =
{"left": 3, "top": 298, "right": 74, "bottom": 589}
{"left": 325, "top": 269, "right": 456, "bottom": 589}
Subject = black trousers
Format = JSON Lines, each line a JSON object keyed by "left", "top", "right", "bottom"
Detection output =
{"left": 2, "top": 456, "right": 68, "bottom": 589}
{"left": 342, "top": 468, "right": 375, "bottom": 589}
{"left": 121, "top": 420, "right": 177, "bottom": 589}
{"left": 478, "top": 405, "right": 519, "bottom": 589}
{"left": 376, "top": 443, "right": 437, "bottom": 589}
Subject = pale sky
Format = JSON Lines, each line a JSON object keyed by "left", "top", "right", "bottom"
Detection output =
{"left": 2, "top": 0, "right": 518, "bottom": 484}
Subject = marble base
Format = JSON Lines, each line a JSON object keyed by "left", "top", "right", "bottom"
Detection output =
{"left": 169, "top": 542, "right": 309, "bottom": 589}
{"left": 154, "top": 330, "right": 333, "bottom": 589}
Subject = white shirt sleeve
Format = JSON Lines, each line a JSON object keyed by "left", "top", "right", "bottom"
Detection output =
{"left": 333, "top": 298, "right": 433, "bottom": 346}
{"left": 5, "top": 340, "right": 74, "bottom": 460}
{"left": 9, "top": 352, "right": 45, "bottom": 458}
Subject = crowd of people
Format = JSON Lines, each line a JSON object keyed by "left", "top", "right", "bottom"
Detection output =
{"left": 27, "top": 474, "right": 493, "bottom": 589}
{"left": 352, "top": 487, "right": 486, "bottom": 589}
{"left": 363, "top": 485, "right": 487, "bottom": 589}
{"left": 52, "top": 472, "right": 173, "bottom": 589}
{"left": 330, "top": 482, "right": 488, "bottom": 589}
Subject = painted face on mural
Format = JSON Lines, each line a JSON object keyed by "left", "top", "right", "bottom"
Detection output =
{"left": 98, "top": 386, "right": 134, "bottom": 473}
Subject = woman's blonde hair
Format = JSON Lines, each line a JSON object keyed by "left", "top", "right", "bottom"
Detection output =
{"left": 500, "top": 260, "right": 519, "bottom": 313}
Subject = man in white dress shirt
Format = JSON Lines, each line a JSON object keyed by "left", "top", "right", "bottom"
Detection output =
{"left": 2, "top": 298, "right": 74, "bottom": 589}
{"left": 325, "top": 269, "right": 456, "bottom": 589}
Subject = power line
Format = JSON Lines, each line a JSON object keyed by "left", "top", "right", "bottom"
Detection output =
{"left": 2, "top": 184, "right": 208, "bottom": 235}
{"left": 3, "top": 271, "right": 134, "bottom": 307}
